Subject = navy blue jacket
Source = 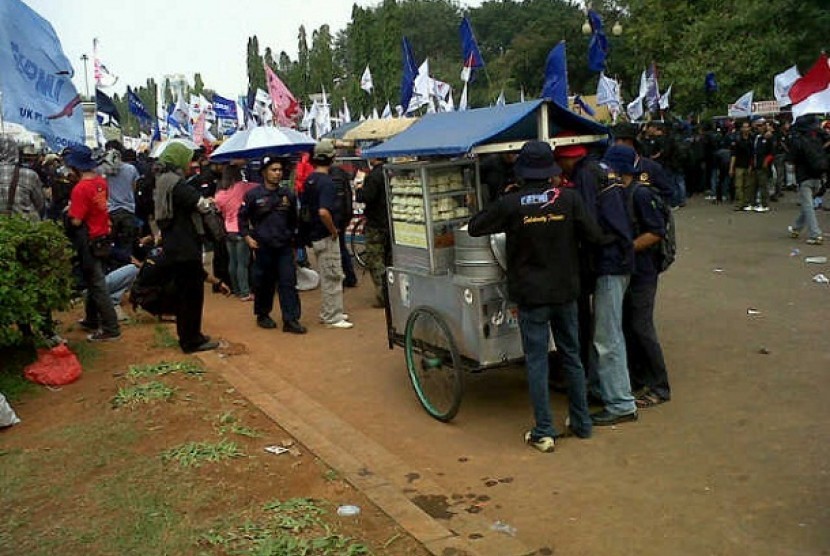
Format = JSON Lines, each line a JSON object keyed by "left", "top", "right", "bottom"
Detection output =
{"left": 636, "top": 156, "right": 672, "bottom": 204}
{"left": 594, "top": 167, "right": 634, "bottom": 276}
{"left": 238, "top": 185, "right": 297, "bottom": 249}
{"left": 629, "top": 183, "right": 666, "bottom": 281}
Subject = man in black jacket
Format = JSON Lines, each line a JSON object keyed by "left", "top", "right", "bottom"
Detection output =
{"left": 355, "top": 158, "right": 389, "bottom": 307}
{"left": 788, "top": 115, "right": 827, "bottom": 245}
{"left": 469, "top": 141, "right": 607, "bottom": 453}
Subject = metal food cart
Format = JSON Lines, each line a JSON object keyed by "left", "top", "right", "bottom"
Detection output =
{"left": 362, "top": 100, "right": 608, "bottom": 422}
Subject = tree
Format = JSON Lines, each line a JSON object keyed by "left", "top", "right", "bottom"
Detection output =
{"left": 193, "top": 73, "right": 205, "bottom": 96}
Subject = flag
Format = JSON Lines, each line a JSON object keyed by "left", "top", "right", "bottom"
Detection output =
{"left": 520, "top": 87, "right": 525, "bottom": 103}
{"left": 0, "top": 0, "right": 84, "bottom": 150}
{"left": 340, "top": 98, "right": 351, "bottom": 123}
{"left": 789, "top": 54, "right": 830, "bottom": 105}
{"left": 704, "top": 72, "right": 718, "bottom": 94}
{"left": 459, "top": 16, "right": 484, "bottom": 83}
{"left": 360, "top": 66, "right": 373, "bottom": 93}
{"left": 627, "top": 97, "right": 644, "bottom": 121}
{"left": 439, "top": 92, "right": 455, "bottom": 112}
{"left": 93, "top": 38, "right": 118, "bottom": 87}
{"left": 574, "top": 95, "right": 596, "bottom": 116}
{"left": 596, "top": 73, "right": 621, "bottom": 111}
{"left": 728, "top": 90, "right": 754, "bottom": 118}
{"left": 659, "top": 84, "right": 672, "bottom": 110}
{"left": 264, "top": 63, "right": 300, "bottom": 126}
{"left": 638, "top": 70, "right": 648, "bottom": 100}
{"left": 645, "top": 63, "right": 660, "bottom": 111}
{"left": 408, "top": 58, "right": 432, "bottom": 113}
{"left": 372, "top": 107, "right": 380, "bottom": 119}
{"left": 495, "top": 90, "right": 506, "bottom": 106}
{"left": 212, "top": 93, "right": 238, "bottom": 120}
{"left": 127, "top": 86, "right": 153, "bottom": 124}
{"left": 400, "top": 37, "right": 419, "bottom": 112}
{"left": 541, "top": 41, "right": 568, "bottom": 107}
{"left": 95, "top": 88, "right": 120, "bottom": 126}
{"left": 193, "top": 112, "right": 207, "bottom": 147}
{"left": 381, "top": 102, "right": 392, "bottom": 119}
{"left": 301, "top": 100, "right": 318, "bottom": 130}
{"left": 254, "top": 87, "right": 273, "bottom": 125}
{"left": 314, "top": 88, "right": 331, "bottom": 137}
{"left": 774, "top": 66, "right": 800, "bottom": 107}
{"left": 587, "top": 9, "right": 609, "bottom": 73}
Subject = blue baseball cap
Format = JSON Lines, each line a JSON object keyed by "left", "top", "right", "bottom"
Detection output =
{"left": 602, "top": 145, "right": 637, "bottom": 176}
{"left": 63, "top": 145, "right": 99, "bottom": 171}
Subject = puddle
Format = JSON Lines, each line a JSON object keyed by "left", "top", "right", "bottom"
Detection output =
{"left": 411, "top": 494, "right": 455, "bottom": 520}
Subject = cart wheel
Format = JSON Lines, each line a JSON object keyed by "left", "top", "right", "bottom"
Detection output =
{"left": 349, "top": 217, "right": 367, "bottom": 268}
{"left": 404, "top": 306, "right": 464, "bottom": 422}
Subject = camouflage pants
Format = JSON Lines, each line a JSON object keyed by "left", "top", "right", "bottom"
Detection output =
{"left": 364, "top": 226, "right": 389, "bottom": 303}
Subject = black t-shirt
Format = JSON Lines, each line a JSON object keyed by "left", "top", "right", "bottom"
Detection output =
{"left": 730, "top": 134, "right": 754, "bottom": 169}
{"left": 301, "top": 171, "right": 340, "bottom": 242}
{"left": 630, "top": 184, "right": 666, "bottom": 281}
{"left": 356, "top": 164, "right": 388, "bottom": 231}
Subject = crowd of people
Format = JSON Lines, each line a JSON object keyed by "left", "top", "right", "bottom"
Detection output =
{"left": 0, "top": 110, "right": 826, "bottom": 453}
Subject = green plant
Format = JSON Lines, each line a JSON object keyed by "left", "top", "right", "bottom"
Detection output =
{"left": 112, "top": 381, "right": 175, "bottom": 408}
{"left": 0, "top": 217, "right": 73, "bottom": 347}
{"left": 161, "top": 440, "right": 244, "bottom": 468}
{"left": 127, "top": 360, "right": 204, "bottom": 378}
{"left": 215, "top": 411, "right": 262, "bottom": 438}
{"left": 152, "top": 325, "right": 178, "bottom": 348}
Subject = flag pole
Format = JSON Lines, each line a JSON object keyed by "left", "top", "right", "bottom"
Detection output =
{"left": 0, "top": 91, "right": 5, "bottom": 134}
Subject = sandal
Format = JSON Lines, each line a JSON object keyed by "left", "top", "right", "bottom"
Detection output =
{"left": 635, "top": 390, "right": 668, "bottom": 408}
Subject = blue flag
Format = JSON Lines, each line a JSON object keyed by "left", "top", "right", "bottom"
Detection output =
{"left": 400, "top": 37, "right": 419, "bottom": 112}
{"left": 127, "top": 86, "right": 153, "bottom": 124}
{"left": 574, "top": 95, "right": 596, "bottom": 117}
{"left": 95, "top": 88, "right": 121, "bottom": 126}
{"left": 587, "top": 10, "right": 609, "bottom": 73}
{"left": 460, "top": 16, "right": 485, "bottom": 71}
{"left": 212, "top": 93, "right": 237, "bottom": 120}
{"left": 541, "top": 41, "right": 568, "bottom": 107}
{"left": 0, "top": 0, "right": 84, "bottom": 150}
{"left": 705, "top": 72, "right": 718, "bottom": 93}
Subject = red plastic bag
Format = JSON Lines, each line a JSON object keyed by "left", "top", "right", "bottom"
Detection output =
{"left": 24, "top": 344, "right": 82, "bottom": 386}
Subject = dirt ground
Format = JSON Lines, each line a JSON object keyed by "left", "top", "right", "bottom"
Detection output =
{"left": 192, "top": 195, "right": 829, "bottom": 556}
{"left": 0, "top": 315, "right": 428, "bottom": 555}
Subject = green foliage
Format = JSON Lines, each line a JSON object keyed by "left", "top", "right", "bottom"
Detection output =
{"left": 127, "top": 360, "right": 204, "bottom": 378}
{"left": 215, "top": 411, "right": 263, "bottom": 438}
{"left": 152, "top": 324, "right": 178, "bottom": 348}
{"left": 112, "top": 381, "right": 176, "bottom": 408}
{"left": 161, "top": 439, "right": 244, "bottom": 467}
{"left": 0, "top": 217, "right": 73, "bottom": 347}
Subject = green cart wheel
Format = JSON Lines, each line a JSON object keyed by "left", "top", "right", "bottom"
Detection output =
{"left": 404, "top": 306, "right": 464, "bottom": 422}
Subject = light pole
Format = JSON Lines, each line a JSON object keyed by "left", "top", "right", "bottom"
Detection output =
{"left": 80, "top": 54, "right": 90, "bottom": 99}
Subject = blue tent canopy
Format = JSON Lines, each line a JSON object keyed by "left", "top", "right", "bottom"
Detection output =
{"left": 362, "top": 100, "right": 607, "bottom": 158}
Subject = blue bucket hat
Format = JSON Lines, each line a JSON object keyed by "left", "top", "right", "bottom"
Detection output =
{"left": 602, "top": 145, "right": 637, "bottom": 176}
{"left": 63, "top": 145, "right": 99, "bottom": 171}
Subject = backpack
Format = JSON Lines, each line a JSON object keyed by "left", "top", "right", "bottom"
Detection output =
{"left": 129, "top": 255, "right": 177, "bottom": 317}
{"left": 793, "top": 131, "right": 829, "bottom": 176}
{"left": 628, "top": 182, "right": 677, "bottom": 273}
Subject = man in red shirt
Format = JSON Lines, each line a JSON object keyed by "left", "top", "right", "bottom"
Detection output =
{"left": 65, "top": 145, "right": 120, "bottom": 341}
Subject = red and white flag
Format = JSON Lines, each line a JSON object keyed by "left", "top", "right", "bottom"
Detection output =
{"left": 789, "top": 53, "right": 830, "bottom": 119}
{"left": 264, "top": 63, "right": 299, "bottom": 127}
{"left": 93, "top": 38, "right": 118, "bottom": 88}
{"left": 192, "top": 111, "right": 207, "bottom": 146}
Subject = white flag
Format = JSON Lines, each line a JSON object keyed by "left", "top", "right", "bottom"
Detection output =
{"left": 372, "top": 107, "right": 379, "bottom": 119}
{"left": 439, "top": 92, "right": 455, "bottom": 112}
{"left": 301, "top": 101, "right": 318, "bottom": 129}
{"left": 774, "top": 65, "right": 801, "bottom": 107}
{"left": 728, "top": 90, "right": 754, "bottom": 118}
{"left": 596, "top": 73, "right": 621, "bottom": 110}
{"left": 315, "top": 89, "right": 331, "bottom": 137}
{"left": 360, "top": 66, "right": 373, "bottom": 94}
{"left": 627, "top": 97, "right": 644, "bottom": 121}
{"left": 381, "top": 102, "right": 392, "bottom": 119}
{"left": 459, "top": 82, "right": 469, "bottom": 111}
{"left": 408, "top": 59, "right": 432, "bottom": 113}
{"left": 520, "top": 87, "right": 525, "bottom": 103}
{"left": 495, "top": 90, "right": 506, "bottom": 106}
{"left": 638, "top": 70, "right": 648, "bottom": 101}
{"left": 659, "top": 84, "right": 672, "bottom": 110}
{"left": 341, "top": 98, "right": 351, "bottom": 123}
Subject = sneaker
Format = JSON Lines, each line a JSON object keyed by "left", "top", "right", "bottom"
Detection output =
{"left": 753, "top": 205, "right": 770, "bottom": 213}
{"left": 806, "top": 236, "right": 824, "bottom": 245}
{"left": 182, "top": 340, "right": 219, "bottom": 354}
{"left": 87, "top": 330, "right": 121, "bottom": 342}
{"left": 704, "top": 194, "right": 715, "bottom": 201}
{"left": 788, "top": 226, "right": 800, "bottom": 239}
{"left": 319, "top": 313, "right": 349, "bottom": 323}
{"left": 114, "top": 305, "right": 130, "bottom": 322}
{"left": 282, "top": 320, "right": 307, "bottom": 334}
{"left": 741, "top": 205, "right": 754, "bottom": 212}
{"left": 324, "top": 319, "right": 354, "bottom": 329}
{"left": 238, "top": 294, "right": 253, "bottom": 302}
{"left": 591, "top": 409, "right": 638, "bottom": 426}
{"left": 524, "top": 431, "right": 555, "bottom": 453}
{"left": 257, "top": 315, "right": 278, "bottom": 329}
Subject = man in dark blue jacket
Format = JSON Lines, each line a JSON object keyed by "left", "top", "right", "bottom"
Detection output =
{"left": 238, "top": 155, "right": 305, "bottom": 333}
{"left": 469, "top": 141, "right": 607, "bottom": 452}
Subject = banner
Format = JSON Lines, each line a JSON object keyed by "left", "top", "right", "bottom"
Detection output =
{"left": 0, "top": 0, "right": 84, "bottom": 150}
{"left": 212, "top": 93, "right": 237, "bottom": 120}
{"left": 264, "top": 63, "right": 299, "bottom": 127}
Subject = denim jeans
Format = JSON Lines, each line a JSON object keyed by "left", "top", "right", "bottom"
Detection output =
{"left": 252, "top": 245, "right": 301, "bottom": 323}
{"left": 670, "top": 170, "right": 686, "bottom": 207}
{"left": 226, "top": 234, "right": 251, "bottom": 296}
{"left": 106, "top": 264, "right": 139, "bottom": 306}
{"left": 589, "top": 274, "right": 636, "bottom": 415}
{"left": 518, "top": 301, "right": 592, "bottom": 440}
{"left": 792, "top": 180, "right": 823, "bottom": 240}
{"left": 623, "top": 277, "right": 670, "bottom": 400}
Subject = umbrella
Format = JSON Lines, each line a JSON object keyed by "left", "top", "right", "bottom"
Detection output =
{"left": 150, "top": 138, "right": 198, "bottom": 158}
{"left": 209, "top": 126, "right": 315, "bottom": 163}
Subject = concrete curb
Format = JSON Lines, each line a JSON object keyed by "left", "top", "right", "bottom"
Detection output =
{"left": 198, "top": 351, "right": 534, "bottom": 556}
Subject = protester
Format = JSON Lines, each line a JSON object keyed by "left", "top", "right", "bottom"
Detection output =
{"left": 102, "top": 140, "right": 140, "bottom": 250}
{"left": 355, "top": 157, "right": 389, "bottom": 307}
{"left": 0, "top": 136, "right": 45, "bottom": 221}
{"left": 330, "top": 163, "right": 358, "bottom": 288}
{"left": 215, "top": 165, "right": 255, "bottom": 300}
{"left": 469, "top": 141, "right": 607, "bottom": 452}
{"left": 746, "top": 117, "right": 772, "bottom": 212}
{"left": 64, "top": 145, "right": 121, "bottom": 342}
{"left": 788, "top": 115, "right": 827, "bottom": 245}
{"left": 153, "top": 143, "right": 220, "bottom": 353}
{"left": 729, "top": 120, "right": 756, "bottom": 211}
{"left": 300, "top": 140, "right": 352, "bottom": 329}
{"left": 238, "top": 155, "right": 305, "bottom": 333}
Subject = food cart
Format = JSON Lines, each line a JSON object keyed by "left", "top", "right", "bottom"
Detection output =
{"left": 362, "top": 100, "right": 607, "bottom": 422}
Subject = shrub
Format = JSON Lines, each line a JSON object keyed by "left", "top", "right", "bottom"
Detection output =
{"left": 0, "top": 216, "right": 74, "bottom": 346}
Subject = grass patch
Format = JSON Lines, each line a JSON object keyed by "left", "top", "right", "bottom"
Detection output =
{"left": 161, "top": 439, "right": 245, "bottom": 468}
{"left": 112, "top": 381, "right": 175, "bottom": 408}
{"left": 127, "top": 360, "right": 204, "bottom": 378}
{"left": 215, "top": 411, "right": 263, "bottom": 438}
{"left": 152, "top": 324, "right": 178, "bottom": 348}
{"left": 323, "top": 469, "right": 340, "bottom": 482}
{"left": 0, "top": 344, "right": 37, "bottom": 401}
{"left": 200, "top": 498, "right": 371, "bottom": 555}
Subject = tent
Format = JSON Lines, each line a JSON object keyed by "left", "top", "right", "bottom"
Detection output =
{"left": 342, "top": 118, "right": 418, "bottom": 142}
{"left": 362, "top": 100, "right": 607, "bottom": 158}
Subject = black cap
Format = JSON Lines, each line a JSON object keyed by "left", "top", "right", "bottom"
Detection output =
{"left": 612, "top": 122, "right": 638, "bottom": 141}
{"left": 515, "top": 141, "right": 562, "bottom": 180}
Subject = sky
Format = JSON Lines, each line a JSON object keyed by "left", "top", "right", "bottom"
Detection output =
{"left": 23, "top": 0, "right": 483, "bottom": 105}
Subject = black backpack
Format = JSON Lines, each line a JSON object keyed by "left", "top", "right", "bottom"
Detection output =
{"left": 628, "top": 183, "right": 677, "bottom": 273}
{"left": 793, "top": 131, "right": 829, "bottom": 176}
{"left": 129, "top": 255, "right": 177, "bottom": 317}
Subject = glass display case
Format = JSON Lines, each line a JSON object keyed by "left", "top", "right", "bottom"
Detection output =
{"left": 385, "top": 159, "right": 478, "bottom": 274}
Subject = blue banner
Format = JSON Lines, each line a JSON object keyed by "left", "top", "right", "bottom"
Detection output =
{"left": 212, "top": 93, "right": 238, "bottom": 120}
{"left": 459, "top": 17, "right": 485, "bottom": 70}
{"left": 0, "top": 0, "right": 84, "bottom": 150}
{"left": 542, "top": 41, "right": 568, "bottom": 107}
{"left": 400, "top": 37, "right": 419, "bottom": 112}
{"left": 127, "top": 86, "right": 153, "bottom": 124}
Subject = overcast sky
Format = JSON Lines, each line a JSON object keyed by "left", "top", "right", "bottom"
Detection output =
{"left": 24, "top": 0, "right": 483, "bottom": 103}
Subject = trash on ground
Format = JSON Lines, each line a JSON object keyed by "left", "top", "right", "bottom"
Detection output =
{"left": 336, "top": 504, "right": 361, "bottom": 517}
{"left": 264, "top": 445, "right": 290, "bottom": 455}
{"left": 812, "top": 274, "right": 830, "bottom": 284}
{"left": 790, "top": 248, "right": 801, "bottom": 257}
{"left": 713, "top": 268, "right": 724, "bottom": 273}
{"left": 490, "top": 520, "right": 517, "bottom": 536}
{"left": 805, "top": 256, "right": 828, "bottom": 264}
{"left": 24, "top": 344, "right": 82, "bottom": 386}
{"left": 0, "top": 393, "right": 21, "bottom": 427}
{"left": 746, "top": 308, "right": 762, "bottom": 315}
{"left": 758, "top": 347, "right": 771, "bottom": 355}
